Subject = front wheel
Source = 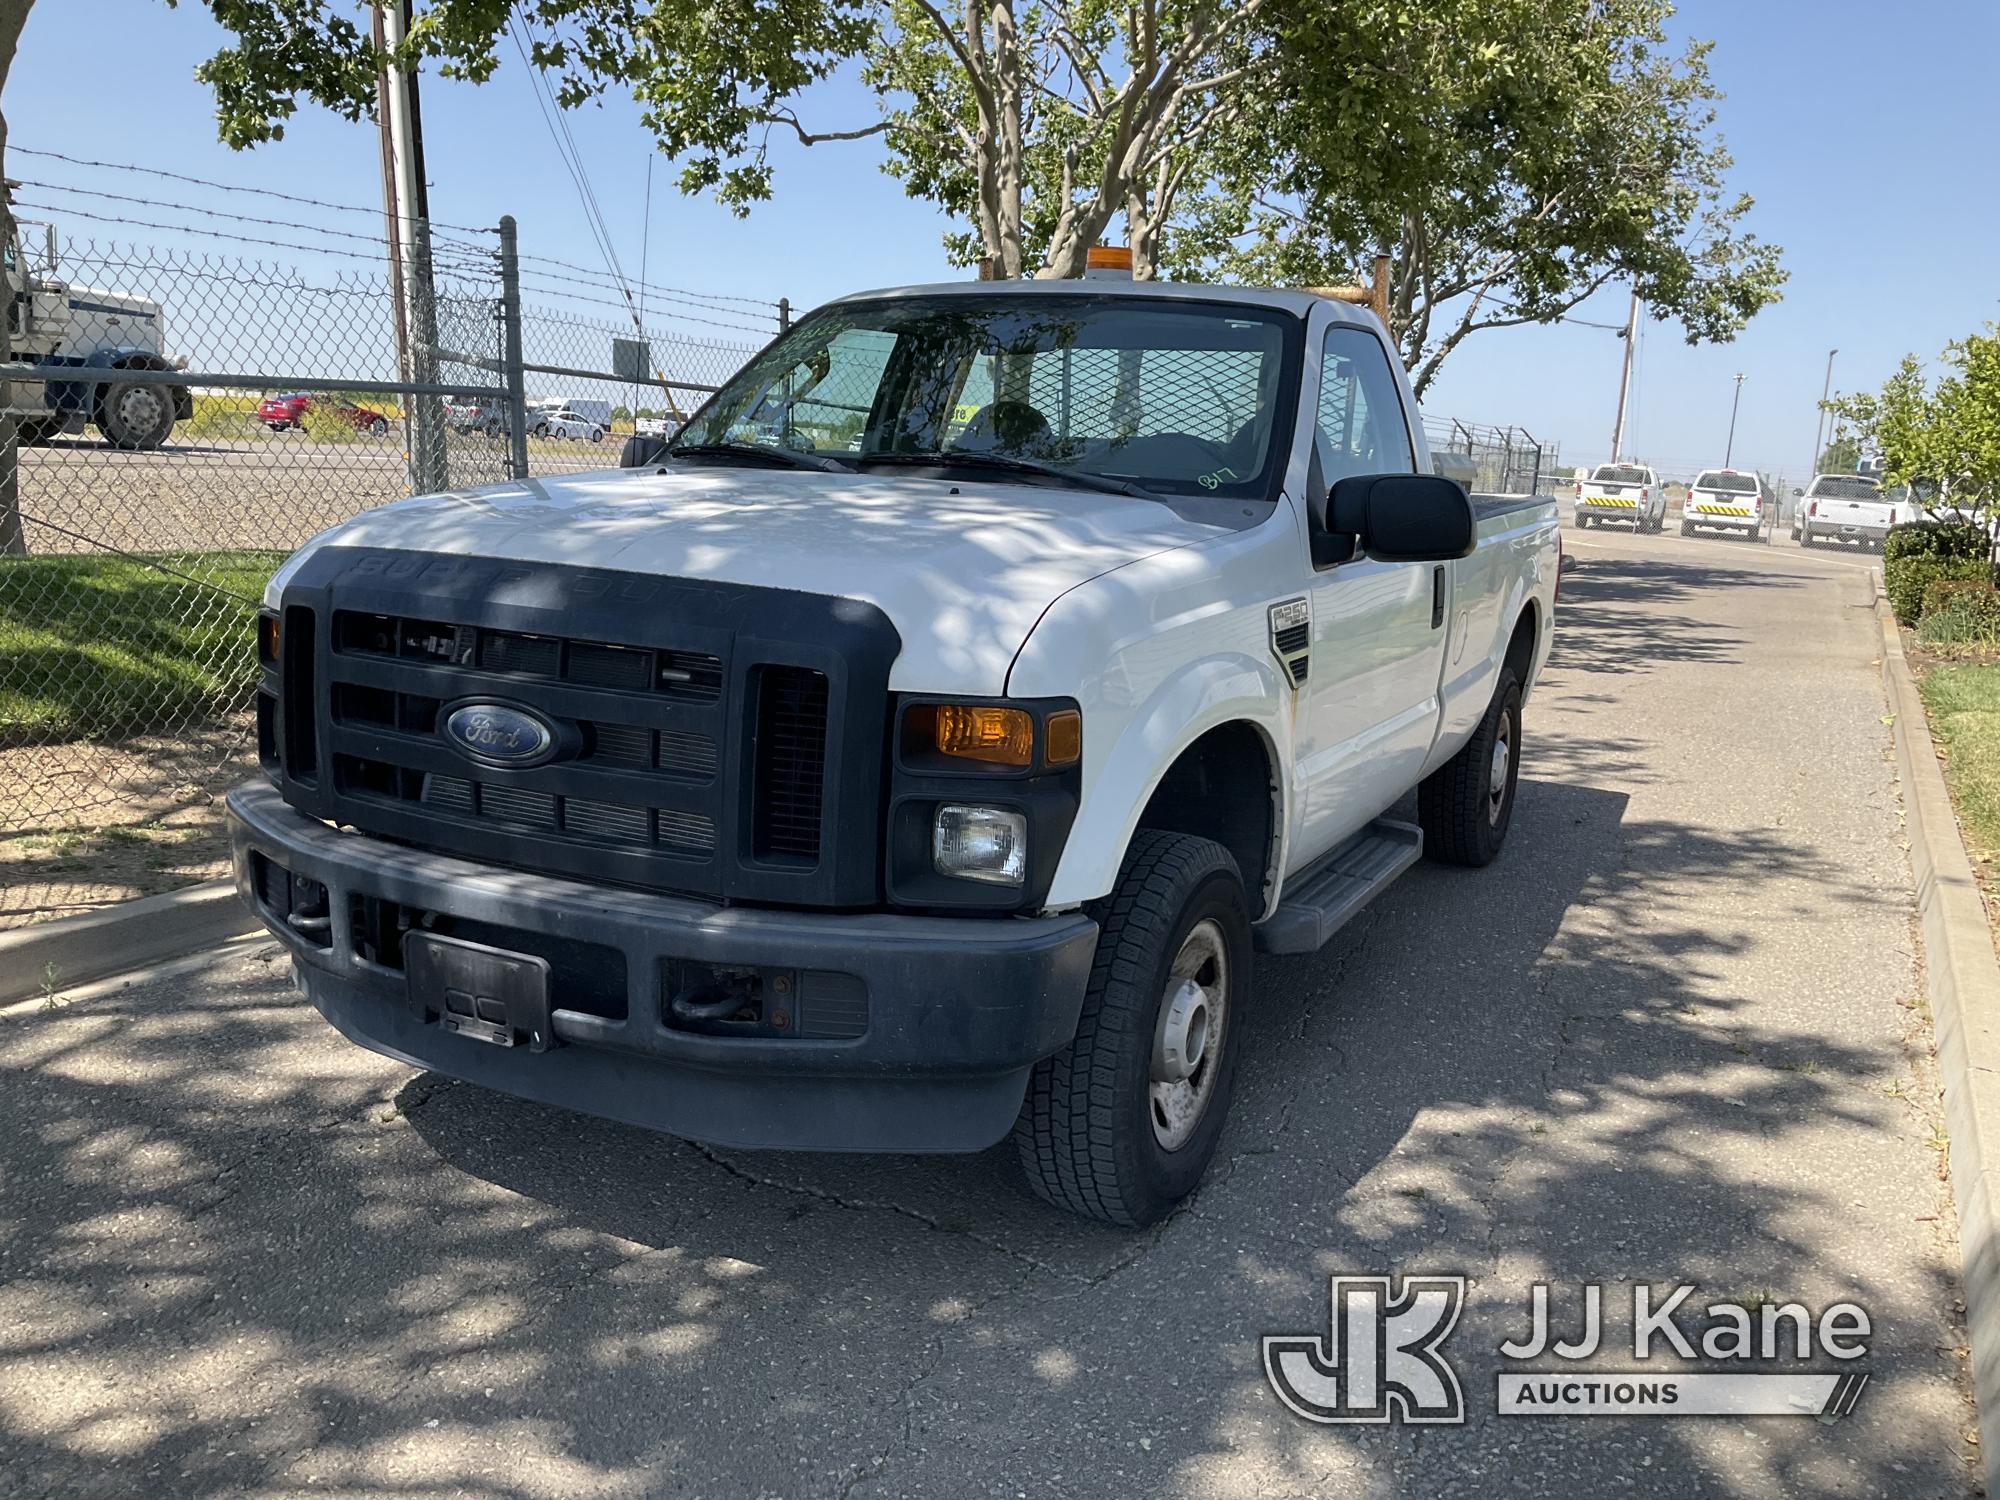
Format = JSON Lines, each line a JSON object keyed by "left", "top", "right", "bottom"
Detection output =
{"left": 1015, "top": 830, "right": 1250, "bottom": 1227}
{"left": 97, "top": 380, "right": 175, "bottom": 450}
{"left": 1418, "top": 668, "right": 1523, "bottom": 867}
{"left": 589, "top": 427, "right": 604, "bottom": 444}
{"left": 367, "top": 416, "right": 388, "bottom": 436}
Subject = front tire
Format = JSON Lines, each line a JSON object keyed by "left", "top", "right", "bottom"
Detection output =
{"left": 1015, "top": 830, "right": 1251, "bottom": 1227}
{"left": 1419, "top": 668, "right": 1523, "bottom": 868}
{"left": 97, "top": 380, "right": 174, "bottom": 450}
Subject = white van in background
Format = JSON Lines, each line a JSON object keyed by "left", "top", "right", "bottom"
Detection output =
{"left": 1682, "top": 469, "right": 1768, "bottom": 542}
{"left": 1575, "top": 462, "right": 1664, "bottom": 532}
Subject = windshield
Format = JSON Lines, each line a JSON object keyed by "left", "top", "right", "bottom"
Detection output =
{"left": 1591, "top": 465, "right": 1650, "bottom": 484}
{"left": 1694, "top": 471, "right": 1759, "bottom": 493}
{"left": 673, "top": 294, "right": 1302, "bottom": 502}
{"left": 1810, "top": 476, "right": 1882, "bottom": 500}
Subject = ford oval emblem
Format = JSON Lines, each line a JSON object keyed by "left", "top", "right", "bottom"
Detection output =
{"left": 443, "top": 703, "right": 557, "bottom": 765}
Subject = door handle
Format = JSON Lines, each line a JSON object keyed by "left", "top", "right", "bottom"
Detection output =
{"left": 1431, "top": 566, "right": 1447, "bottom": 629}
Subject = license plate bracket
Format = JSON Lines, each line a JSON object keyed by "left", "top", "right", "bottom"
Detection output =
{"left": 406, "top": 932, "right": 555, "bottom": 1051}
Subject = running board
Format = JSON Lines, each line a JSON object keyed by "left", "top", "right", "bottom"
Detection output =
{"left": 1254, "top": 818, "right": 1423, "bottom": 955}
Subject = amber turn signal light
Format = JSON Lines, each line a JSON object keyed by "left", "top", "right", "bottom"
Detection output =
{"left": 1044, "top": 710, "right": 1082, "bottom": 767}
{"left": 258, "top": 612, "right": 281, "bottom": 664}
{"left": 907, "top": 703, "right": 1035, "bottom": 767}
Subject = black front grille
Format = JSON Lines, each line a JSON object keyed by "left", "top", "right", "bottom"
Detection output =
{"left": 268, "top": 550, "right": 899, "bottom": 906}
{"left": 753, "top": 667, "right": 829, "bottom": 862}
{"left": 324, "top": 608, "right": 728, "bottom": 867}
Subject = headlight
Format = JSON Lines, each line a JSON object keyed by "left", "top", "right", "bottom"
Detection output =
{"left": 933, "top": 804, "right": 1027, "bottom": 885}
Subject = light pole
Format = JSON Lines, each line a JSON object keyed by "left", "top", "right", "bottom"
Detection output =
{"left": 1811, "top": 348, "right": 1838, "bottom": 473}
{"left": 1724, "top": 373, "right": 1746, "bottom": 467}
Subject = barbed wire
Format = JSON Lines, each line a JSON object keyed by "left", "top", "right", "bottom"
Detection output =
{"left": 9, "top": 143, "right": 500, "bottom": 239}
{"left": 6, "top": 199, "right": 465, "bottom": 269}
{"left": 9, "top": 177, "right": 494, "bottom": 260}
{"left": 509, "top": 250, "right": 781, "bottom": 312}
{"left": 507, "top": 265, "right": 781, "bottom": 331}
{"left": 517, "top": 284, "right": 775, "bottom": 338}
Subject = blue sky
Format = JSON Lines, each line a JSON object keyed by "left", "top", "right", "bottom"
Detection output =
{"left": 9, "top": 0, "right": 1997, "bottom": 478}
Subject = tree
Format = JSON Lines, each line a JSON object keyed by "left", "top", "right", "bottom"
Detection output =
{"left": 180, "top": 0, "right": 1280, "bottom": 281}
{"left": 1816, "top": 433, "right": 1861, "bottom": 476}
{"left": 1826, "top": 328, "right": 2000, "bottom": 516}
{"left": 1177, "top": 0, "right": 1785, "bottom": 395}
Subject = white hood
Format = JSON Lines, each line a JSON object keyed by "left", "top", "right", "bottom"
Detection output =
{"left": 272, "top": 466, "right": 1233, "bottom": 692}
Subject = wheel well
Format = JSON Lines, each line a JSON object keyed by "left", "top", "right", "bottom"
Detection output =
{"left": 93, "top": 354, "right": 175, "bottom": 410}
{"left": 1504, "top": 603, "right": 1539, "bottom": 684}
{"left": 1132, "top": 721, "right": 1277, "bottom": 909}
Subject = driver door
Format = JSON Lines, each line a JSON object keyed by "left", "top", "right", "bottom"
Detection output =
{"left": 1293, "top": 323, "right": 1451, "bottom": 867}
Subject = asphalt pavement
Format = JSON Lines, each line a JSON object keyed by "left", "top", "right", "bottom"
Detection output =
{"left": 0, "top": 519, "right": 1978, "bottom": 1498}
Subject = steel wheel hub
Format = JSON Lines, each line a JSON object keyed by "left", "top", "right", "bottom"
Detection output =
{"left": 1489, "top": 719, "right": 1512, "bottom": 824}
{"left": 1150, "top": 918, "right": 1229, "bottom": 1150}
{"left": 116, "top": 386, "right": 165, "bottom": 431}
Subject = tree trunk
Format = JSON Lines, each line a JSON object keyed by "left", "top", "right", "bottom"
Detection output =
{"left": 0, "top": 0, "right": 34, "bottom": 556}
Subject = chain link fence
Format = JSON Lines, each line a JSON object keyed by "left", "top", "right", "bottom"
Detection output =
{"left": 1, "top": 212, "right": 775, "bottom": 853}
{"left": 1420, "top": 417, "right": 1559, "bottom": 497}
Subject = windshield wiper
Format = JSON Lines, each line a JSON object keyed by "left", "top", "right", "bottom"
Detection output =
{"left": 668, "top": 442, "right": 849, "bottom": 473}
{"left": 856, "top": 450, "right": 1158, "bottom": 500}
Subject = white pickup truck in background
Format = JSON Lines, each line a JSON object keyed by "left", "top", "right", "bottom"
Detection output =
{"left": 1682, "top": 468, "right": 1769, "bottom": 542}
{"left": 230, "top": 278, "right": 1559, "bottom": 1225}
{"left": 1795, "top": 473, "right": 1901, "bottom": 550}
{"left": 1576, "top": 462, "right": 1665, "bottom": 533}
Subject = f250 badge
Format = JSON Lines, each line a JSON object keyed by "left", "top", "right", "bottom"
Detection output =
{"left": 443, "top": 703, "right": 558, "bottom": 766}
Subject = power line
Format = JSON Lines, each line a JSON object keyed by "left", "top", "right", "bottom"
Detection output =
{"left": 9, "top": 143, "right": 498, "bottom": 239}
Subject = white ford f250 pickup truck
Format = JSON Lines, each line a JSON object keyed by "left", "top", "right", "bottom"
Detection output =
{"left": 230, "top": 279, "right": 1559, "bottom": 1225}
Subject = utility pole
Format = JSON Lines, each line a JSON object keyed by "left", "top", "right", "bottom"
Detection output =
{"left": 1724, "top": 373, "right": 1746, "bottom": 467}
{"left": 376, "top": 0, "right": 446, "bottom": 494}
{"left": 1811, "top": 348, "right": 1838, "bottom": 474}
{"left": 1609, "top": 285, "right": 1640, "bottom": 463}
{"left": 372, "top": 4, "right": 410, "bottom": 421}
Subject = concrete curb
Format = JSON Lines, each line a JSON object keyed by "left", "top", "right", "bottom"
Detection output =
{"left": 1880, "top": 596, "right": 2000, "bottom": 1489}
{"left": 0, "top": 877, "right": 257, "bottom": 1004}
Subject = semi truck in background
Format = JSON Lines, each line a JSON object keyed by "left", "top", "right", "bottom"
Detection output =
{"left": 3, "top": 210, "right": 191, "bottom": 450}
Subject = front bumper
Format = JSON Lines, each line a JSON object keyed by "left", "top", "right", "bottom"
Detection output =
{"left": 228, "top": 783, "right": 1098, "bottom": 1152}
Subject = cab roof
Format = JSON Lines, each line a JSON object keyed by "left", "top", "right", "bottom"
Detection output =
{"left": 821, "top": 277, "right": 1363, "bottom": 326}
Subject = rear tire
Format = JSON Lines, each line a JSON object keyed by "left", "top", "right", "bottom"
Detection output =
{"left": 1419, "top": 668, "right": 1523, "bottom": 868}
{"left": 1015, "top": 830, "right": 1251, "bottom": 1227}
{"left": 1681, "top": 518, "right": 1695, "bottom": 538}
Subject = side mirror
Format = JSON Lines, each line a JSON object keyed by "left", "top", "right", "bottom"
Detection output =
{"left": 621, "top": 433, "right": 674, "bottom": 469}
{"left": 1324, "top": 473, "right": 1477, "bottom": 564}
{"left": 1792, "top": 487, "right": 1804, "bottom": 498}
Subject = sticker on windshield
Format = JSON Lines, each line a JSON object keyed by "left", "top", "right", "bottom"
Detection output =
{"left": 1198, "top": 465, "right": 1241, "bottom": 490}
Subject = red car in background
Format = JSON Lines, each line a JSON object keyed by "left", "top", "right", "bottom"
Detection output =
{"left": 257, "top": 393, "right": 392, "bottom": 436}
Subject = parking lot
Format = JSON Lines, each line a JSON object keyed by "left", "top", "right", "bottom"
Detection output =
{"left": 0, "top": 518, "right": 1971, "bottom": 1498}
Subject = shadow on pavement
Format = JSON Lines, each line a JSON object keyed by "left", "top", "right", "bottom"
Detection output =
{"left": 0, "top": 740, "right": 1964, "bottom": 1496}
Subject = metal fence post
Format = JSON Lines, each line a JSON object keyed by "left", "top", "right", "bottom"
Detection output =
{"left": 778, "top": 297, "right": 791, "bottom": 333}
{"left": 498, "top": 215, "right": 530, "bottom": 482}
